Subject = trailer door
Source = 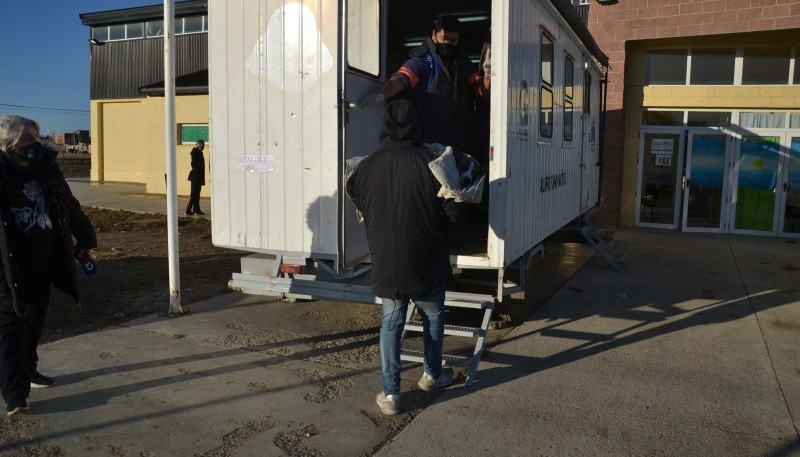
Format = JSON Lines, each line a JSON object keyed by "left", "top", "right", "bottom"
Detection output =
{"left": 340, "top": 0, "right": 386, "bottom": 268}
{"left": 580, "top": 66, "right": 598, "bottom": 212}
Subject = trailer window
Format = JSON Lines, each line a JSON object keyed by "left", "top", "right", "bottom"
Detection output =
{"left": 347, "top": 0, "right": 380, "bottom": 76}
{"left": 540, "top": 30, "right": 554, "bottom": 138}
{"left": 564, "top": 54, "right": 575, "bottom": 142}
{"left": 541, "top": 32, "right": 554, "bottom": 86}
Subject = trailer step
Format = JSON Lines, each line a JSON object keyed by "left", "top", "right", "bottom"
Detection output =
{"left": 580, "top": 226, "right": 625, "bottom": 270}
{"left": 443, "top": 295, "right": 494, "bottom": 309}
{"left": 400, "top": 291, "right": 496, "bottom": 387}
{"left": 405, "top": 321, "right": 485, "bottom": 338}
{"left": 400, "top": 349, "right": 470, "bottom": 367}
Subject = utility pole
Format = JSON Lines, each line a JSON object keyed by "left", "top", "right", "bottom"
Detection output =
{"left": 164, "top": 0, "right": 184, "bottom": 315}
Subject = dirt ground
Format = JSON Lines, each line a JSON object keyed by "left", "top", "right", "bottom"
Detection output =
{"left": 43, "top": 157, "right": 243, "bottom": 344}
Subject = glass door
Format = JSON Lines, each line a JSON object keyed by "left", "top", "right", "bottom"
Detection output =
{"left": 636, "top": 131, "right": 684, "bottom": 228}
{"left": 682, "top": 132, "right": 729, "bottom": 232}
{"left": 731, "top": 135, "right": 782, "bottom": 234}
{"left": 778, "top": 136, "right": 800, "bottom": 237}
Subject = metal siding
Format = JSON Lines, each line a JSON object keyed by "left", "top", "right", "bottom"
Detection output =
{"left": 502, "top": 0, "right": 542, "bottom": 267}
{"left": 209, "top": 0, "right": 230, "bottom": 245}
{"left": 497, "top": 0, "right": 593, "bottom": 267}
{"left": 243, "top": 0, "right": 263, "bottom": 251}
{"left": 210, "top": 0, "right": 339, "bottom": 257}
{"left": 90, "top": 34, "right": 208, "bottom": 99}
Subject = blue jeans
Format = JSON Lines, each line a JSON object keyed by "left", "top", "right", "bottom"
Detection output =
{"left": 380, "top": 282, "right": 446, "bottom": 395}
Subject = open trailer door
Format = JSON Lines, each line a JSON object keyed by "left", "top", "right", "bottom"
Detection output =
{"left": 339, "top": 0, "right": 386, "bottom": 269}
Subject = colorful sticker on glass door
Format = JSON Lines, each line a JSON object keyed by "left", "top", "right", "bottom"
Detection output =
{"left": 736, "top": 136, "right": 779, "bottom": 231}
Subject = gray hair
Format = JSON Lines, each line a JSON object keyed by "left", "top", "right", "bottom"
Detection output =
{"left": 0, "top": 115, "right": 39, "bottom": 152}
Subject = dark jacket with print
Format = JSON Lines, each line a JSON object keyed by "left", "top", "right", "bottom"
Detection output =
{"left": 348, "top": 101, "right": 452, "bottom": 299}
{"left": 0, "top": 148, "right": 97, "bottom": 316}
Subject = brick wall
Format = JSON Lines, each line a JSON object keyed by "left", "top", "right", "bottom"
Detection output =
{"left": 586, "top": 0, "right": 800, "bottom": 225}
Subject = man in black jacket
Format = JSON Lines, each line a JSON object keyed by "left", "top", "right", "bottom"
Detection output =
{"left": 348, "top": 100, "right": 459, "bottom": 416}
{"left": 185, "top": 140, "right": 206, "bottom": 216}
{"left": 0, "top": 115, "right": 97, "bottom": 416}
{"left": 380, "top": 15, "right": 490, "bottom": 148}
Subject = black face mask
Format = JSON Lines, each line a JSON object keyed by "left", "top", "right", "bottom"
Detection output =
{"left": 18, "top": 142, "right": 44, "bottom": 166}
{"left": 435, "top": 43, "right": 458, "bottom": 61}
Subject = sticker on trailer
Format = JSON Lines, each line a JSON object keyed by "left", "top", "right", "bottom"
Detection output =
{"left": 237, "top": 155, "right": 276, "bottom": 173}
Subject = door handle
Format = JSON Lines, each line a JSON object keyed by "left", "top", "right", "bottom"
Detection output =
{"left": 785, "top": 182, "right": 789, "bottom": 192}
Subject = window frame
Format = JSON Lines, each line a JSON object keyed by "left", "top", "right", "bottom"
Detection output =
{"left": 564, "top": 53, "right": 575, "bottom": 142}
{"left": 540, "top": 29, "right": 555, "bottom": 139}
{"left": 644, "top": 45, "right": 800, "bottom": 87}
{"left": 345, "top": 0, "right": 381, "bottom": 77}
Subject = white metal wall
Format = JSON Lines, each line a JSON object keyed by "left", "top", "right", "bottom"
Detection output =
{"left": 210, "top": 0, "right": 340, "bottom": 259}
{"left": 487, "top": 0, "right": 601, "bottom": 268}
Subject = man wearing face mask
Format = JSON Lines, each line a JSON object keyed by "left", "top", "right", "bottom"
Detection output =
{"left": 0, "top": 115, "right": 97, "bottom": 416}
{"left": 380, "top": 15, "right": 490, "bottom": 147}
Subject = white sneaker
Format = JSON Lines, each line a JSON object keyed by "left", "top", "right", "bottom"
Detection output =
{"left": 417, "top": 367, "right": 454, "bottom": 391}
{"left": 376, "top": 392, "right": 399, "bottom": 415}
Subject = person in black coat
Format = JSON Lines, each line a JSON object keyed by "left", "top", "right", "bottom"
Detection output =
{"left": 185, "top": 140, "right": 206, "bottom": 215}
{"left": 348, "top": 100, "right": 461, "bottom": 415}
{"left": 0, "top": 115, "right": 97, "bottom": 416}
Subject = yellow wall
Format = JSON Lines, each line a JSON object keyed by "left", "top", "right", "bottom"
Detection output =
{"left": 619, "top": 32, "right": 800, "bottom": 226}
{"left": 89, "top": 94, "right": 211, "bottom": 198}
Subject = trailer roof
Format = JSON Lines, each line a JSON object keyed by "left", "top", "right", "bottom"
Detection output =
{"left": 549, "top": 0, "right": 608, "bottom": 67}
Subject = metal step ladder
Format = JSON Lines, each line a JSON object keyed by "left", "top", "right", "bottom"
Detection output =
{"left": 400, "top": 291, "right": 495, "bottom": 387}
{"left": 580, "top": 226, "right": 626, "bottom": 270}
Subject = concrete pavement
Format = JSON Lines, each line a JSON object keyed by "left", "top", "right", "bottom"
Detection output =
{"left": 5, "top": 180, "right": 797, "bottom": 456}
{"left": 67, "top": 178, "right": 210, "bottom": 217}
{"left": 377, "top": 230, "right": 800, "bottom": 456}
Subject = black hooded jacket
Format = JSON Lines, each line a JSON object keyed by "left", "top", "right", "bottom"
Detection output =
{"left": 0, "top": 147, "right": 97, "bottom": 316}
{"left": 348, "top": 101, "right": 452, "bottom": 299}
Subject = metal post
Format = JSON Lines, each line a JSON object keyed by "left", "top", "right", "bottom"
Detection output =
{"left": 164, "top": 0, "right": 184, "bottom": 315}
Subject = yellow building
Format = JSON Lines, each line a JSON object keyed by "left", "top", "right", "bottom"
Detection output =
{"left": 81, "top": 2, "right": 210, "bottom": 198}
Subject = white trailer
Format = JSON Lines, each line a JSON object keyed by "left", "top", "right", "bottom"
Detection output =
{"left": 208, "top": 0, "right": 608, "bottom": 383}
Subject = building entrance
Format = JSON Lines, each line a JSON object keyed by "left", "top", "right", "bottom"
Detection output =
{"left": 636, "top": 127, "right": 800, "bottom": 238}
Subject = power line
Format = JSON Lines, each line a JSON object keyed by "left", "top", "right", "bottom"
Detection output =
{"left": 0, "top": 103, "right": 89, "bottom": 113}
{"left": 0, "top": 74, "right": 84, "bottom": 90}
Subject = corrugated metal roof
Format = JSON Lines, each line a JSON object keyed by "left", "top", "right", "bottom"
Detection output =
{"left": 80, "top": 0, "right": 207, "bottom": 26}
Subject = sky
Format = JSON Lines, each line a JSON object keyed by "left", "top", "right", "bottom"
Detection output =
{"left": 0, "top": 1, "right": 162, "bottom": 136}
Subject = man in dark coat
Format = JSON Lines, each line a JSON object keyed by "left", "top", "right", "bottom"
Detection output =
{"left": 185, "top": 140, "right": 206, "bottom": 215}
{"left": 0, "top": 115, "right": 97, "bottom": 416}
{"left": 348, "top": 100, "right": 460, "bottom": 416}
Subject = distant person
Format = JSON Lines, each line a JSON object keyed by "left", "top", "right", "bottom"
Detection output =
{"left": 380, "top": 15, "right": 490, "bottom": 148}
{"left": 348, "top": 100, "right": 461, "bottom": 416}
{"left": 185, "top": 140, "right": 206, "bottom": 216}
{"left": 0, "top": 115, "right": 97, "bottom": 416}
